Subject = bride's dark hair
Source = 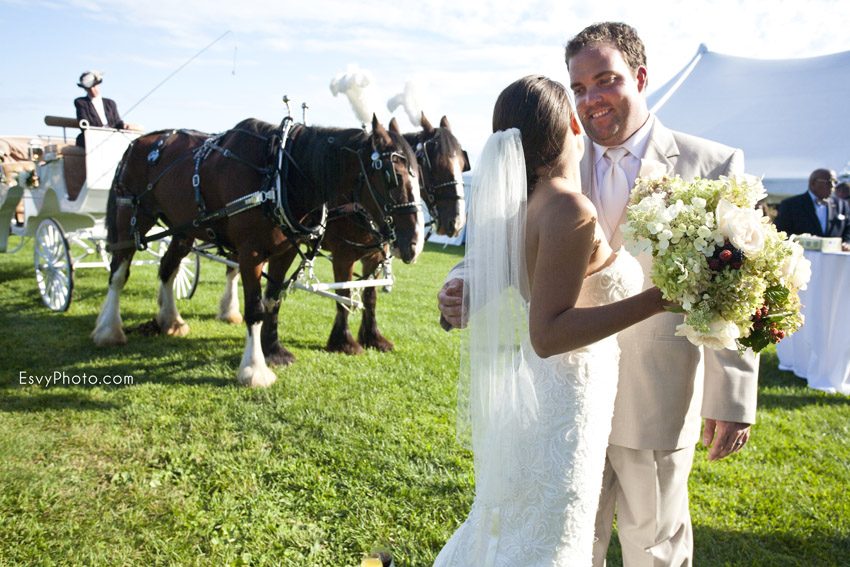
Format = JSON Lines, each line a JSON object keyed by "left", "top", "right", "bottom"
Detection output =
{"left": 492, "top": 75, "right": 575, "bottom": 191}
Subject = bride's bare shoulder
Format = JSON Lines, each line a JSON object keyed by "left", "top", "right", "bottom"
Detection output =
{"left": 530, "top": 180, "right": 597, "bottom": 226}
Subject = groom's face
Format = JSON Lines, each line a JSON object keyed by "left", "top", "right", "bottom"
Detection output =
{"left": 568, "top": 42, "right": 649, "bottom": 147}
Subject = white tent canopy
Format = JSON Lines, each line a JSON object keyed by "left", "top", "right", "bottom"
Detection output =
{"left": 647, "top": 45, "right": 850, "bottom": 196}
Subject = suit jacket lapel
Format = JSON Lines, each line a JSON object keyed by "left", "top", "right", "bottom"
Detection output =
{"left": 105, "top": 99, "right": 120, "bottom": 127}
{"left": 580, "top": 137, "right": 595, "bottom": 202}
{"left": 642, "top": 120, "right": 678, "bottom": 170}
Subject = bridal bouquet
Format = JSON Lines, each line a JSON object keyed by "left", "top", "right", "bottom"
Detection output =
{"left": 622, "top": 174, "right": 810, "bottom": 352}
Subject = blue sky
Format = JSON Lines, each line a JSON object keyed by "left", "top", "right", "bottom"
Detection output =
{"left": 3, "top": 0, "right": 849, "bottom": 165}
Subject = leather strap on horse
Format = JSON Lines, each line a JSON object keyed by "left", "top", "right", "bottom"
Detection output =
{"left": 107, "top": 189, "right": 276, "bottom": 252}
{"left": 324, "top": 202, "right": 389, "bottom": 252}
{"left": 416, "top": 138, "right": 464, "bottom": 220}
{"left": 271, "top": 120, "right": 328, "bottom": 242}
{"left": 107, "top": 124, "right": 323, "bottom": 254}
{"left": 146, "top": 130, "right": 176, "bottom": 165}
{"left": 341, "top": 145, "right": 422, "bottom": 245}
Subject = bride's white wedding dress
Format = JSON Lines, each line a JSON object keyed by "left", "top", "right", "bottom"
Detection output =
{"left": 434, "top": 251, "right": 644, "bottom": 567}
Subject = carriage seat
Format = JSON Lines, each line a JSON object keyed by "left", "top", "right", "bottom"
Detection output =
{"left": 53, "top": 144, "right": 86, "bottom": 201}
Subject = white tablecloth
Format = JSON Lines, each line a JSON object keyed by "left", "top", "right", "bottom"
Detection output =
{"left": 776, "top": 249, "right": 850, "bottom": 394}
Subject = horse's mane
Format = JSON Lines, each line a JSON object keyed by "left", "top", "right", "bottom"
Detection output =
{"left": 293, "top": 124, "right": 415, "bottom": 200}
{"left": 232, "top": 118, "right": 278, "bottom": 139}
{"left": 227, "top": 119, "right": 415, "bottom": 206}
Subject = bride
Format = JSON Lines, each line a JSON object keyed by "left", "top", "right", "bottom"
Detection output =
{"left": 433, "top": 76, "right": 670, "bottom": 566}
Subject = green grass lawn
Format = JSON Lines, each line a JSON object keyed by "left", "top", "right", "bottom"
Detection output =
{"left": 1, "top": 239, "right": 848, "bottom": 566}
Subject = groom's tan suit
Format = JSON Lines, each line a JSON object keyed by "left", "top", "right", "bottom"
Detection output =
{"left": 585, "top": 116, "right": 759, "bottom": 567}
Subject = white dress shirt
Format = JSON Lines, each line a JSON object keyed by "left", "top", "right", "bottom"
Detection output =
{"left": 89, "top": 95, "right": 108, "bottom": 126}
{"left": 592, "top": 115, "right": 655, "bottom": 195}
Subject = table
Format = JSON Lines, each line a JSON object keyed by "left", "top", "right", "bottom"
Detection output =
{"left": 776, "top": 249, "right": 850, "bottom": 394}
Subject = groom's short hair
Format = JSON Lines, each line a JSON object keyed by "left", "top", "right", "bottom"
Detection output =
{"left": 565, "top": 22, "right": 647, "bottom": 82}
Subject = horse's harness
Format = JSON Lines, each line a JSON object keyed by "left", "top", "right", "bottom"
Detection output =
{"left": 414, "top": 134, "right": 465, "bottom": 226}
{"left": 328, "top": 141, "right": 420, "bottom": 249}
{"left": 108, "top": 118, "right": 419, "bottom": 262}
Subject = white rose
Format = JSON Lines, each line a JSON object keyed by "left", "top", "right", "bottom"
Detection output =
{"left": 781, "top": 241, "right": 812, "bottom": 290}
{"left": 715, "top": 199, "right": 766, "bottom": 257}
{"left": 675, "top": 317, "right": 740, "bottom": 350}
{"left": 638, "top": 160, "right": 668, "bottom": 181}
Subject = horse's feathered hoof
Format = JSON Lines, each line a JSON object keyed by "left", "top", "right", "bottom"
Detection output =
{"left": 264, "top": 343, "right": 296, "bottom": 367}
{"left": 325, "top": 339, "right": 364, "bottom": 355}
{"left": 216, "top": 310, "right": 243, "bottom": 325}
{"left": 91, "top": 327, "right": 128, "bottom": 347}
{"left": 325, "top": 326, "right": 364, "bottom": 355}
{"left": 159, "top": 319, "right": 190, "bottom": 337}
{"left": 236, "top": 365, "right": 278, "bottom": 388}
{"left": 358, "top": 331, "right": 394, "bottom": 352}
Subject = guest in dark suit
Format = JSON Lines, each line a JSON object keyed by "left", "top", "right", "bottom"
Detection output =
{"left": 74, "top": 70, "right": 125, "bottom": 147}
{"left": 836, "top": 181, "right": 850, "bottom": 203}
{"left": 774, "top": 168, "right": 850, "bottom": 251}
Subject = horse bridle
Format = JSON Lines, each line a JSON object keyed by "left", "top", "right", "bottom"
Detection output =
{"left": 416, "top": 139, "right": 465, "bottom": 221}
{"left": 341, "top": 145, "right": 422, "bottom": 244}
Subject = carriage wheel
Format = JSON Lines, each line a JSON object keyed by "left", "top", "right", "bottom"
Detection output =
{"left": 173, "top": 251, "right": 201, "bottom": 300}
{"left": 34, "top": 218, "right": 74, "bottom": 311}
{"left": 5, "top": 230, "right": 26, "bottom": 254}
{"left": 150, "top": 239, "right": 201, "bottom": 300}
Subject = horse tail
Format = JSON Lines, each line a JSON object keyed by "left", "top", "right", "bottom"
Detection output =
{"left": 106, "top": 141, "right": 136, "bottom": 245}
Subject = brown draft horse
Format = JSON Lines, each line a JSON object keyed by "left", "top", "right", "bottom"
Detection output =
{"left": 91, "top": 115, "right": 422, "bottom": 387}
{"left": 217, "top": 114, "right": 468, "bottom": 355}
{"left": 404, "top": 113, "right": 469, "bottom": 239}
{"left": 317, "top": 114, "right": 467, "bottom": 354}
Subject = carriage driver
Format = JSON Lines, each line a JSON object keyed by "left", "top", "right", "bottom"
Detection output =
{"left": 74, "top": 70, "right": 126, "bottom": 147}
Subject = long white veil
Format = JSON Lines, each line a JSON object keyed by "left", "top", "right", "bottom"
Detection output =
{"left": 456, "top": 128, "right": 538, "bottom": 502}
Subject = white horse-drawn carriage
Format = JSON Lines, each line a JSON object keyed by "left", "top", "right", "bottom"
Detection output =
{"left": 0, "top": 117, "right": 199, "bottom": 311}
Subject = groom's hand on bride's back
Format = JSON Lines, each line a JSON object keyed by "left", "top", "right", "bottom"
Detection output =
{"left": 438, "top": 278, "right": 467, "bottom": 330}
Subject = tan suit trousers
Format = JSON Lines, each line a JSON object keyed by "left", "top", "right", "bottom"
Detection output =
{"left": 592, "top": 444, "right": 696, "bottom": 567}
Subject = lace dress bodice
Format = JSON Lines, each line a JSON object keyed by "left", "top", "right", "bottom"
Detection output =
{"left": 434, "top": 251, "right": 643, "bottom": 567}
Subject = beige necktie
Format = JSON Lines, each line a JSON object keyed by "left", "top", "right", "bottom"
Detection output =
{"left": 600, "top": 147, "right": 630, "bottom": 235}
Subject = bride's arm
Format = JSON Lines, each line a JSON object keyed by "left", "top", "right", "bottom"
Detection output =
{"left": 527, "top": 192, "right": 667, "bottom": 357}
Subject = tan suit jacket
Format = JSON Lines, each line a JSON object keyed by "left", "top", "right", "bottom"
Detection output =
{"left": 580, "top": 117, "right": 759, "bottom": 450}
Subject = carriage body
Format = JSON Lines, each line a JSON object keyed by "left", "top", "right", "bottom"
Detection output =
{"left": 21, "top": 125, "right": 138, "bottom": 233}
{"left": 0, "top": 118, "right": 199, "bottom": 310}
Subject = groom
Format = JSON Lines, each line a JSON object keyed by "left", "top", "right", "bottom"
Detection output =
{"left": 438, "top": 22, "right": 759, "bottom": 567}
